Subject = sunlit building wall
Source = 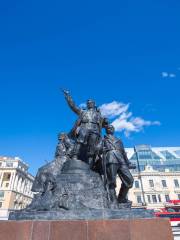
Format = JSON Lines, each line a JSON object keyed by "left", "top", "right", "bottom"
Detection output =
{"left": 116, "top": 145, "right": 180, "bottom": 209}
{"left": 0, "top": 156, "right": 34, "bottom": 220}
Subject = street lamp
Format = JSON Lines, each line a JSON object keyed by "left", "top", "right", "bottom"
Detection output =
{"left": 134, "top": 146, "right": 147, "bottom": 206}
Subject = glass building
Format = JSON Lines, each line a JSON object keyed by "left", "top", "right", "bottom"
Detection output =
{"left": 125, "top": 145, "right": 180, "bottom": 172}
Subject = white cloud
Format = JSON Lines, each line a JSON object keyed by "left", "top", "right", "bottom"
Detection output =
{"left": 169, "top": 73, "right": 176, "bottom": 78}
{"left": 99, "top": 101, "right": 161, "bottom": 137}
{"left": 162, "top": 72, "right": 169, "bottom": 78}
{"left": 161, "top": 71, "right": 176, "bottom": 78}
{"left": 99, "top": 101, "right": 129, "bottom": 118}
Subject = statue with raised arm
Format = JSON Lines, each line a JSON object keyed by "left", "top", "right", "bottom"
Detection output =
{"left": 63, "top": 89, "right": 108, "bottom": 168}
{"left": 9, "top": 89, "right": 155, "bottom": 222}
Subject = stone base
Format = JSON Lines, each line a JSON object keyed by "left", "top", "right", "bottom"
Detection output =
{"left": 9, "top": 208, "right": 154, "bottom": 220}
{"left": 0, "top": 218, "right": 173, "bottom": 240}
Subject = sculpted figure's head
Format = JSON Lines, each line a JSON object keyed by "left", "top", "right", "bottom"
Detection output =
{"left": 106, "top": 125, "right": 115, "bottom": 135}
{"left": 58, "top": 133, "right": 66, "bottom": 141}
{"left": 86, "top": 99, "right": 96, "bottom": 109}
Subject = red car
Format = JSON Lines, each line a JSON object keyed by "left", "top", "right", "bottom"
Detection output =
{"left": 155, "top": 200, "right": 180, "bottom": 223}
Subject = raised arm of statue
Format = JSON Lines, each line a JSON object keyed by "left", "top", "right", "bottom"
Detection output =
{"left": 62, "top": 89, "right": 81, "bottom": 115}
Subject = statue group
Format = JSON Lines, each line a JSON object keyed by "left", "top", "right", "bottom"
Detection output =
{"left": 32, "top": 90, "right": 135, "bottom": 207}
{"left": 10, "top": 90, "right": 146, "bottom": 220}
{"left": 63, "top": 90, "right": 136, "bottom": 204}
{"left": 7, "top": 91, "right": 170, "bottom": 240}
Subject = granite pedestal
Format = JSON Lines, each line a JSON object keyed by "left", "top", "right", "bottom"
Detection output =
{"left": 6, "top": 161, "right": 173, "bottom": 239}
{"left": 0, "top": 218, "right": 173, "bottom": 240}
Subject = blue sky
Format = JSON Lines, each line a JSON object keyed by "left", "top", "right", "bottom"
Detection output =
{"left": 0, "top": 0, "right": 180, "bottom": 175}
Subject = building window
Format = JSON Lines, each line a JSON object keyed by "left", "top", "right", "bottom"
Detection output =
{"left": 165, "top": 194, "right": 170, "bottom": 202}
{"left": 5, "top": 183, "right": 9, "bottom": 187}
{"left": 0, "top": 191, "right": 4, "bottom": 198}
{"left": 175, "top": 150, "right": 180, "bottom": 157}
{"left": 6, "top": 162, "right": 13, "bottom": 167}
{"left": 134, "top": 180, "right": 140, "bottom": 188}
{"left": 152, "top": 195, "right": 157, "bottom": 203}
{"left": 160, "top": 151, "right": 177, "bottom": 160}
{"left": 147, "top": 195, "right": 151, "bottom": 203}
{"left": 177, "top": 194, "right": 180, "bottom": 200}
{"left": 137, "top": 195, "right": 142, "bottom": 204}
{"left": 149, "top": 180, "right": 154, "bottom": 188}
{"left": 3, "top": 172, "right": 11, "bottom": 181}
{"left": 0, "top": 202, "right": 2, "bottom": 208}
{"left": 158, "top": 195, "right": 162, "bottom": 202}
{"left": 162, "top": 180, "right": 167, "bottom": 188}
{"left": 174, "top": 179, "right": 179, "bottom": 188}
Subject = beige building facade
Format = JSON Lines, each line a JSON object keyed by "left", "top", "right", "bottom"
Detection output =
{"left": 117, "top": 165, "right": 180, "bottom": 209}
{"left": 0, "top": 156, "right": 34, "bottom": 220}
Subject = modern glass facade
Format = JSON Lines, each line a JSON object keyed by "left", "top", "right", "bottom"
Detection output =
{"left": 126, "top": 145, "right": 180, "bottom": 172}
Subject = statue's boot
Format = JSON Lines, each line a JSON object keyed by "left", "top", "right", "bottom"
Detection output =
{"left": 117, "top": 185, "right": 131, "bottom": 204}
{"left": 109, "top": 188, "right": 118, "bottom": 204}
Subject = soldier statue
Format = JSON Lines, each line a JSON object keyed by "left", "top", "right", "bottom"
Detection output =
{"left": 55, "top": 132, "right": 74, "bottom": 161}
{"left": 103, "top": 125, "right": 135, "bottom": 205}
{"left": 32, "top": 132, "right": 73, "bottom": 194}
{"left": 63, "top": 90, "right": 108, "bottom": 168}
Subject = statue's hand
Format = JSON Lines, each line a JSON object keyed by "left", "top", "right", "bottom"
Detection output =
{"left": 62, "top": 89, "right": 70, "bottom": 96}
{"left": 128, "top": 163, "right": 136, "bottom": 169}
